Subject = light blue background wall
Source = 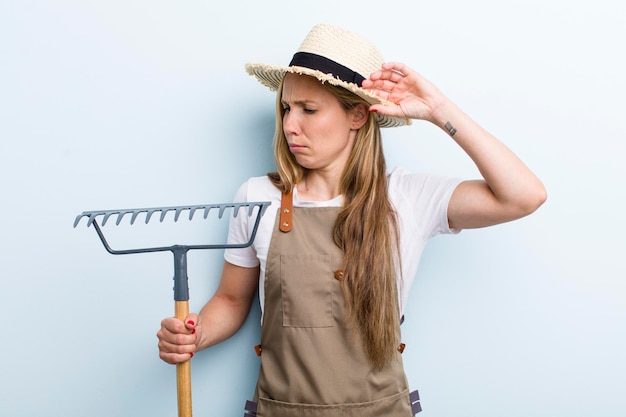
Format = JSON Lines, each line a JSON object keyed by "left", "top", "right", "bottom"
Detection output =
{"left": 1, "top": 1, "right": 624, "bottom": 416}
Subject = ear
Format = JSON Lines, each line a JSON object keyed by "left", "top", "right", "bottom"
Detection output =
{"left": 350, "top": 103, "right": 369, "bottom": 130}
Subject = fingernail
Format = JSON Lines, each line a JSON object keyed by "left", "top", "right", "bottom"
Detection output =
{"left": 186, "top": 320, "right": 195, "bottom": 326}
{"left": 370, "top": 109, "right": 378, "bottom": 113}
{"left": 191, "top": 329, "right": 196, "bottom": 334}
{"left": 190, "top": 352, "right": 194, "bottom": 358}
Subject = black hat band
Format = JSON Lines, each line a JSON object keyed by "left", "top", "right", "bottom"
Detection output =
{"left": 289, "top": 52, "right": 365, "bottom": 86}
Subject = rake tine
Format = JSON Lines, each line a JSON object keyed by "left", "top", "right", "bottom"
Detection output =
{"left": 145, "top": 209, "right": 159, "bottom": 223}
{"left": 174, "top": 208, "right": 184, "bottom": 222}
{"left": 189, "top": 207, "right": 199, "bottom": 221}
{"left": 203, "top": 206, "right": 211, "bottom": 219}
{"left": 73, "top": 213, "right": 93, "bottom": 228}
{"left": 72, "top": 215, "right": 82, "bottom": 228}
{"left": 102, "top": 211, "right": 118, "bottom": 226}
{"left": 115, "top": 209, "right": 136, "bottom": 225}
{"left": 116, "top": 210, "right": 133, "bottom": 225}
{"left": 233, "top": 203, "right": 242, "bottom": 218}
{"left": 159, "top": 208, "right": 174, "bottom": 222}
{"left": 86, "top": 214, "right": 96, "bottom": 227}
{"left": 255, "top": 202, "right": 268, "bottom": 218}
{"left": 218, "top": 204, "right": 227, "bottom": 219}
{"left": 130, "top": 209, "right": 148, "bottom": 225}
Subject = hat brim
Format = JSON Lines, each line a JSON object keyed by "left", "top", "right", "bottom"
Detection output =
{"left": 245, "top": 63, "right": 410, "bottom": 128}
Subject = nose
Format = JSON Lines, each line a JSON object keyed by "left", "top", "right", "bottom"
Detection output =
{"left": 283, "top": 110, "right": 299, "bottom": 136}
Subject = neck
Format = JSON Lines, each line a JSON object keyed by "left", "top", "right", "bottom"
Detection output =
{"left": 297, "top": 171, "right": 342, "bottom": 201}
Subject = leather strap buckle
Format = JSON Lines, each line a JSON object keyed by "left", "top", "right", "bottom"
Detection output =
{"left": 279, "top": 191, "right": 293, "bottom": 232}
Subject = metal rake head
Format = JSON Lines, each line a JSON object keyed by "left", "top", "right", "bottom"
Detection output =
{"left": 73, "top": 201, "right": 271, "bottom": 255}
{"left": 73, "top": 202, "right": 268, "bottom": 228}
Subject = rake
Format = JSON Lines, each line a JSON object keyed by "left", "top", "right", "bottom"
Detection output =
{"left": 74, "top": 201, "right": 271, "bottom": 417}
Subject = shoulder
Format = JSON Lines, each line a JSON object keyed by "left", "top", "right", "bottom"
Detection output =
{"left": 387, "top": 168, "right": 462, "bottom": 194}
{"left": 387, "top": 167, "right": 463, "bottom": 224}
{"left": 388, "top": 167, "right": 429, "bottom": 189}
{"left": 233, "top": 175, "right": 282, "bottom": 203}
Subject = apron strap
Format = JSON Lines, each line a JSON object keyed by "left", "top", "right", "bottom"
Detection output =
{"left": 244, "top": 400, "right": 258, "bottom": 417}
{"left": 279, "top": 191, "right": 293, "bottom": 232}
{"left": 410, "top": 390, "right": 422, "bottom": 414}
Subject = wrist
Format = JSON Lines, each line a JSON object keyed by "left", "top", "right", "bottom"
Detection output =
{"left": 429, "top": 99, "right": 467, "bottom": 136}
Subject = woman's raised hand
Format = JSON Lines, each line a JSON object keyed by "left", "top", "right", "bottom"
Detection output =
{"left": 363, "top": 62, "right": 445, "bottom": 122}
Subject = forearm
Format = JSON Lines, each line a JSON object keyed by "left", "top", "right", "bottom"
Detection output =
{"left": 193, "top": 262, "right": 259, "bottom": 352}
{"left": 195, "top": 293, "right": 253, "bottom": 351}
{"left": 431, "top": 99, "right": 546, "bottom": 211}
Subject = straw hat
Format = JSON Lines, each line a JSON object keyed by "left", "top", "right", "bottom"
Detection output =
{"left": 245, "top": 24, "right": 410, "bottom": 128}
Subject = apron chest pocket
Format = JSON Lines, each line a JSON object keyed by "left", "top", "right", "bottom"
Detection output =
{"left": 280, "top": 254, "right": 336, "bottom": 328}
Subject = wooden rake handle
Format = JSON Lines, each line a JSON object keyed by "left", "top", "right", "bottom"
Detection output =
{"left": 73, "top": 202, "right": 272, "bottom": 417}
{"left": 176, "top": 300, "right": 193, "bottom": 417}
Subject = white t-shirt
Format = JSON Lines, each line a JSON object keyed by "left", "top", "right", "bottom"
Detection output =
{"left": 225, "top": 167, "right": 462, "bottom": 315}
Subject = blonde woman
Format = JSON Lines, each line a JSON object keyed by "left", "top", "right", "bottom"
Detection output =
{"left": 157, "top": 24, "right": 546, "bottom": 416}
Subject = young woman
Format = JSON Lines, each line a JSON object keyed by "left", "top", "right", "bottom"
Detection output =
{"left": 157, "top": 24, "right": 546, "bottom": 416}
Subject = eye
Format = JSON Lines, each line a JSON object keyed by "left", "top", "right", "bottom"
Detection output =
{"left": 303, "top": 108, "right": 316, "bottom": 114}
{"left": 282, "top": 106, "right": 290, "bottom": 113}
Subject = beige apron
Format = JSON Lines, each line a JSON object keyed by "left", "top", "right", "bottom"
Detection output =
{"left": 245, "top": 193, "right": 421, "bottom": 417}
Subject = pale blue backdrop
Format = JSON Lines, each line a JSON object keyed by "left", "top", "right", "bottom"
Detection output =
{"left": 1, "top": 1, "right": 624, "bottom": 416}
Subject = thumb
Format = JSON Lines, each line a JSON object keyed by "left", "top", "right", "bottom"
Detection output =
{"left": 369, "top": 105, "right": 384, "bottom": 114}
{"left": 369, "top": 104, "right": 401, "bottom": 118}
{"left": 184, "top": 313, "right": 200, "bottom": 330}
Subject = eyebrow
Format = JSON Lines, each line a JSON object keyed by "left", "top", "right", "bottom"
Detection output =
{"left": 281, "top": 99, "right": 317, "bottom": 106}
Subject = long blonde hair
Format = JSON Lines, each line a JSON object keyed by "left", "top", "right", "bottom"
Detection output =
{"left": 268, "top": 78, "right": 401, "bottom": 368}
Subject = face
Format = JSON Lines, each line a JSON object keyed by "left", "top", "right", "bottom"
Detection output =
{"left": 281, "top": 73, "right": 366, "bottom": 173}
